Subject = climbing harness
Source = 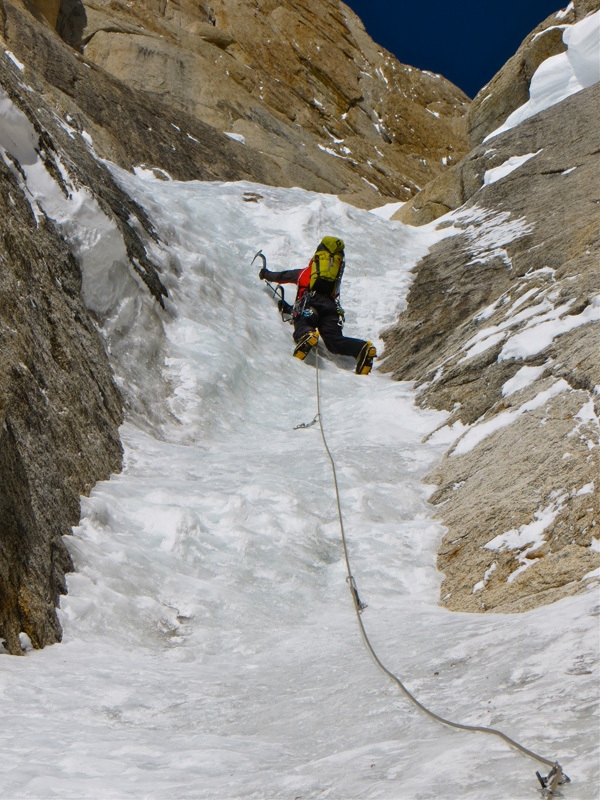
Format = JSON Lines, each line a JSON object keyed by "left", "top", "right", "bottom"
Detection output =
{"left": 252, "top": 250, "right": 293, "bottom": 323}
{"left": 294, "top": 292, "right": 311, "bottom": 318}
{"left": 253, "top": 249, "right": 342, "bottom": 327}
{"left": 295, "top": 345, "right": 570, "bottom": 796}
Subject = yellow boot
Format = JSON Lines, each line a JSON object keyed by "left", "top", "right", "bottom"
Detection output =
{"left": 293, "top": 331, "right": 319, "bottom": 360}
{"left": 355, "top": 341, "right": 377, "bottom": 374}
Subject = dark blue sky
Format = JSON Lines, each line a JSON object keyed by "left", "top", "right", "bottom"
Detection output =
{"left": 343, "top": 0, "right": 566, "bottom": 98}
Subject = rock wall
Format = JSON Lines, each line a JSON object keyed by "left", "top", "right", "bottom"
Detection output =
{"left": 2, "top": 0, "right": 290, "bottom": 188}
{"left": 394, "top": 0, "right": 600, "bottom": 226}
{"left": 0, "top": 134, "right": 123, "bottom": 655}
{"left": 381, "top": 82, "right": 600, "bottom": 613}
{"left": 24, "top": 0, "right": 470, "bottom": 207}
{"left": 0, "top": 5, "right": 196, "bottom": 652}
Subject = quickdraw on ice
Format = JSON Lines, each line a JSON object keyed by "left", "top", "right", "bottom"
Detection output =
{"left": 293, "top": 414, "right": 319, "bottom": 431}
{"left": 537, "top": 764, "right": 571, "bottom": 798}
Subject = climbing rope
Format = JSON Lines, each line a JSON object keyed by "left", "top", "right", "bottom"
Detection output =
{"left": 307, "top": 345, "right": 568, "bottom": 791}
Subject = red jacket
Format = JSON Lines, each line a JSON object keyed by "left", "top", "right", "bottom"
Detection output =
{"left": 296, "top": 265, "right": 312, "bottom": 301}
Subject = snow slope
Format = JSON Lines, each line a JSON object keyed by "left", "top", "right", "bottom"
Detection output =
{"left": 0, "top": 169, "right": 598, "bottom": 800}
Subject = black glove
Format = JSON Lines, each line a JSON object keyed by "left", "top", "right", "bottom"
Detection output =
{"left": 278, "top": 299, "right": 293, "bottom": 315}
{"left": 259, "top": 267, "right": 267, "bottom": 280}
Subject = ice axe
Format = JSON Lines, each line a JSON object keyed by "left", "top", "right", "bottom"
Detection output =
{"left": 252, "top": 250, "right": 293, "bottom": 323}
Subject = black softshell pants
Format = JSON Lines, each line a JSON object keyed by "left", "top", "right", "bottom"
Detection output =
{"left": 295, "top": 294, "right": 366, "bottom": 359}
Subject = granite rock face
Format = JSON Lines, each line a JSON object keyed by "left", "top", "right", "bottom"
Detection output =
{"left": 382, "top": 83, "right": 600, "bottom": 613}
{"left": 0, "top": 134, "right": 123, "bottom": 655}
{"left": 30, "top": 0, "right": 470, "bottom": 207}
{"left": 2, "top": 0, "right": 291, "bottom": 189}
{"left": 467, "top": 0, "right": 600, "bottom": 149}
{"left": 394, "top": 0, "right": 600, "bottom": 226}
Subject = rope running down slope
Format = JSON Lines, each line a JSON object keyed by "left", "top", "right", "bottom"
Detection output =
{"left": 311, "top": 346, "right": 563, "bottom": 775}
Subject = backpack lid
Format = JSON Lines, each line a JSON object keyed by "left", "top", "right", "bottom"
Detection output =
{"left": 318, "top": 236, "right": 344, "bottom": 254}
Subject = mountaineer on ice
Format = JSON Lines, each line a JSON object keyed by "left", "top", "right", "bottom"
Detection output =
{"left": 257, "top": 237, "right": 377, "bottom": 375}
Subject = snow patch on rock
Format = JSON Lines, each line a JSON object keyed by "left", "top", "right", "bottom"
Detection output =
{"left": 483, "top": 151, "right": 541, "bottom": 185}
{"left": 485, "top": 10, "right": 600, "bottom": 141}
{"left": 224, "top": 131, "right": 246, "bottom": 144}
{"left": 501, "top": 365, "right": 546, "bottom": 397}
{"left": 499, "top": 295, "right": 600, "bottom": 360}
{"left": 452, "top": 379, "right": 570, "bottom": 456}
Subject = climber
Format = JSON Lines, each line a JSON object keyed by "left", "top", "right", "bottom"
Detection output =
{"left": 258, "top": 237, "right": 377, "bottom": 375}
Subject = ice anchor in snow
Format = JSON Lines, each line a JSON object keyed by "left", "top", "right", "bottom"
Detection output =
{"left": 536, "top": 762, "right": 570, "bottom": 797}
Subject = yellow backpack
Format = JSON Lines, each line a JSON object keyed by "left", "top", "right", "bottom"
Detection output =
{"left": 309, "top": 237, "right": 345, "bottom": 296}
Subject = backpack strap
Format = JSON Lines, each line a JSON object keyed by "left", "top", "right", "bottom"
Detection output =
{"left": 332, "top": 257, "right": 345, "bottom": 300}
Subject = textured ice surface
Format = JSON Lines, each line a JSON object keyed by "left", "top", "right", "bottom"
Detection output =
{"left": 0, "top": 171, "right": 598, "bottom": 800}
